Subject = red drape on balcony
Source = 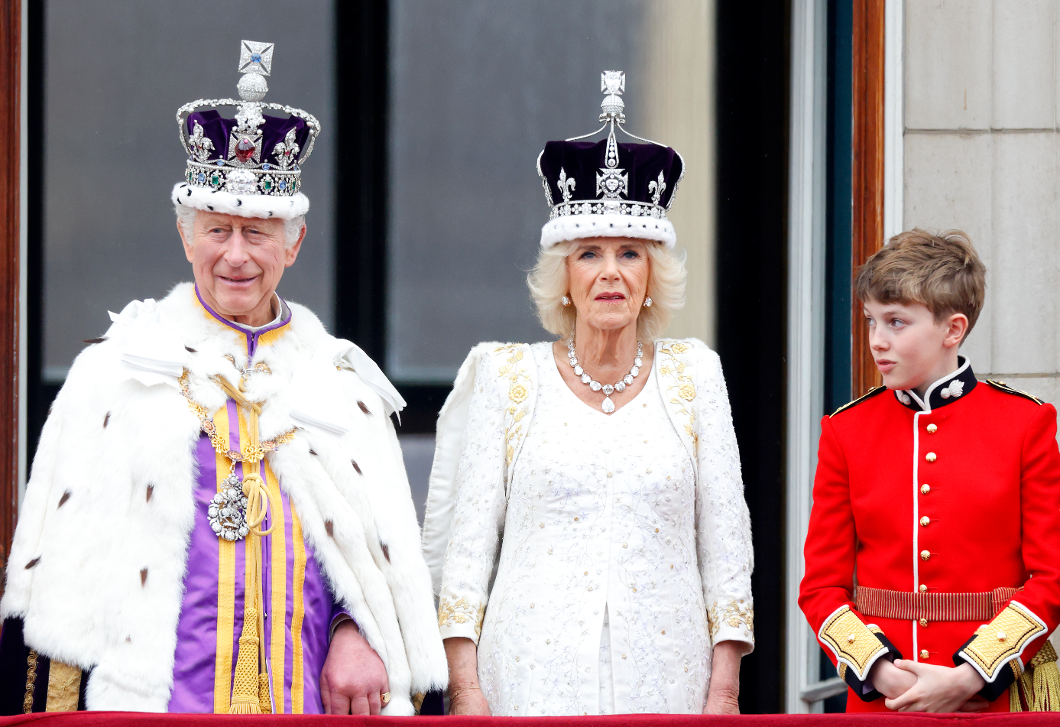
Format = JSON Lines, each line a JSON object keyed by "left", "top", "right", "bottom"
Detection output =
{"left": 0, "top": 714, "right": 1056, "bottom": 726}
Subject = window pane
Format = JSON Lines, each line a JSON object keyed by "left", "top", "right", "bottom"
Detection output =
{"left": 387, "top": 0, "right": 649, "bottom": 383}
{"left": 42, "top": 0, "right": 335, "bottom": 380}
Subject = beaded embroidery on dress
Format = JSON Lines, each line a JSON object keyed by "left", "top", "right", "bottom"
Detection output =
{"left": 442, "top": 343, "right": 707, "bottom": 714}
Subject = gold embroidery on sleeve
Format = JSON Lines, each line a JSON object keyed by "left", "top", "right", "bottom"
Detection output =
{"left": 960, "top": 602, "right": 1047, "bottom": 680}
{"left": 819, "top": 605, "right": 888, "bottom": 681}
{"left": 708, "top": 600, "right": 754, "bottom": 639}
{"left": 438, "top": 597, "right": 486, "bottom": 638}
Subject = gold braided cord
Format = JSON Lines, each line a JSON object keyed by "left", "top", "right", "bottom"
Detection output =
{"left": 23, "top": 650, "right": 38, "bottom": 714}
{"left": 179, "top": 372, "right": 292, "bottom": 714}
{"left": 228, "top": 405, "right": 275, "bottom": 714}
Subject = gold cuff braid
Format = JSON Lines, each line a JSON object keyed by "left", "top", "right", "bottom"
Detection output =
{"left": 819, "top": 605, "right": 888, "bottom": 681}
{"left": 960, "top": 602, "right": 1047, "bottom": 681}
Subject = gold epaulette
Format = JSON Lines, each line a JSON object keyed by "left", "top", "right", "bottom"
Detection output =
{"left": 960, "top": 601, "right": 1047, "bottom": 682}
{"left": 985, "top": 380, "right": 1044, "bottom": 405}
{"left": 830, "top": 386, "right": 887, "bottom": 418}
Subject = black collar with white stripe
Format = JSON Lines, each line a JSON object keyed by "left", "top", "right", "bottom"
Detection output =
{"left": 894, "top": 356, "right": 978, "bottom": 413}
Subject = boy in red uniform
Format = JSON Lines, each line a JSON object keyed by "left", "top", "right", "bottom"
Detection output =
{"left": 800, "top": 229, "right": 1060, "bottom": 712}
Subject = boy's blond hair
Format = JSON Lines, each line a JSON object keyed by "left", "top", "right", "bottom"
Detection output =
{"left": 854, "top": 228, "right": 986, "bottom": 340}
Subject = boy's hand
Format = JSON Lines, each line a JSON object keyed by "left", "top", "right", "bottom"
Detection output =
{"left": 884, "top": 660, "right": 986, "bottom": 712}
{"left": 869, "top": 658, "right": 918, "bottom": 699}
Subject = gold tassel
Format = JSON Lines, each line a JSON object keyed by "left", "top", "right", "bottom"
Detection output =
{"left": 1029, "top": 642, "right": 1060, "bottom": 712}
{"left": 1010, "top": 683, "right": 1022, "bottom": 712}
{"left": 258, "top": 672, "right": 272, "bottom": 714}
{"left": 228, "top": 609, "right": 263, "bottom": 714}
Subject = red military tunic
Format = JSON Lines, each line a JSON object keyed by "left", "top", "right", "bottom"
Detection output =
{"left": 800, "top": 358, "right": 1060, "bottom": 712}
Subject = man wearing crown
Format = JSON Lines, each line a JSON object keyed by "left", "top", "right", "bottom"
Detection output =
{"left": 0, "top": 41, "right": 446, "bottom": 715}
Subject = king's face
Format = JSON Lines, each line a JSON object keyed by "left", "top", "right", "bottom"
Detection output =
{"left": 180, "top": 211, "right": 303, "bottom": 326}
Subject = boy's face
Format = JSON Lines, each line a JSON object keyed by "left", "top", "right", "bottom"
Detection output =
{"left": 863, "top": 298, "right": 967, "bottom": 392}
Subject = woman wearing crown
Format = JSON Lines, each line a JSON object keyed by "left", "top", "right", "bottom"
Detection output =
{"left": 422, "top": 73, "right": 754, "bottom": 716}
{"left": 0, "top": 42, "right": 446, "bottom": 715}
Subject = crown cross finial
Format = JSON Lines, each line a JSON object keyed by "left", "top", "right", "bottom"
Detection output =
{"left": 238, "top": 40, "right": 274, "bottom": 76}
{"left": 236, "top": 40, "right": 273, "bottom": 103}
{"left": 600, "top": 71, "right": 626, "bottom": 124}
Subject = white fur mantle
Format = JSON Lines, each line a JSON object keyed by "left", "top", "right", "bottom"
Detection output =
{"left": 0, "top": 283, "right": 447, "bottom": 713}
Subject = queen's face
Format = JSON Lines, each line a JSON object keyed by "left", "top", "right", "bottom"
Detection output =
{"left": 179, "top": 211, "right": 303, "bottom": 326}
{"left": 567, "top": 237, "right": 651, "bottom": 333}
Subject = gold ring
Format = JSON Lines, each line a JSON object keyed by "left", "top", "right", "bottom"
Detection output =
{"left": 380, "top": 691, "right": 391, "bottom": 705}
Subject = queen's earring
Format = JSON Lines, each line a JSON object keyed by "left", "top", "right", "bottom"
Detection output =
{"left": 562, "top": 295, "right": 571, "bottom": 306}
{"left": 643, "top": 296, "right": 653, "bottom": 308}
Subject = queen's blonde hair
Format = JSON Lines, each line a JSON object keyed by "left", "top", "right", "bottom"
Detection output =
{"left": 527, "top": 239, "right": 687, "bottom": 341}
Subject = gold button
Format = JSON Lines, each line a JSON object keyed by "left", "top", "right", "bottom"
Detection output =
{"left": 925, "top": 452, "right": 937, "bottom": 462}
{"left": 920, "top": 516, "right": 931, "bottom": 526}
{"left": 919, "top": 584, "right": 928, "bottom": 592}
{"left": 920, "top": 650, "right": 930, "bottom": 659}
{"left": 926, "top": 423, "right": 938, "bottom": 434}
{"left": 574, "top": 517, "right": 579, "bottom": 521}
{"left": 921, "top": 484, "right": 931, "bottom": 494}
{"left": 847, "top": 634, "right": 856, "bottom": 643}
{"left": 920, "top": 618, "right": 929, "bottom": 627}
{"left": 920, "top": 550, "right": 931, "bottom": 561}
{"left": 998, "top": 631, "right": 1007, "bottom": 642}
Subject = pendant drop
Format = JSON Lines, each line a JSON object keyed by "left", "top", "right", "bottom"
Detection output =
{"left": 601, "top": 396, "right": 616, "bottom": 414}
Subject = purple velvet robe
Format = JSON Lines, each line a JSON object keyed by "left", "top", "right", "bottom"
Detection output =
{"left": 167, "top": 292, "right": 342, "bottom": 713}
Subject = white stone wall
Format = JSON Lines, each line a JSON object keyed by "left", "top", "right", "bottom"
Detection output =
{"left": 903, "top": 0, "right": 1060, "bottom": 405}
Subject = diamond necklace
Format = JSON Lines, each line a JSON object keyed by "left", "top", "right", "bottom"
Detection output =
{"left": 567, "top": 336, "right": 644, "bottom": 413}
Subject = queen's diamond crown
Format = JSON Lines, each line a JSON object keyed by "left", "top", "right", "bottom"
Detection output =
{"left": 177, "top": 40, "right": 320, "bottom": 198}
{"left": 535, "top": 71, "right": 685, "bottom": 225}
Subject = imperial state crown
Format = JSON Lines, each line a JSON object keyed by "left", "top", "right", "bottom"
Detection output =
{"left": 171, "top": 40, "right": 320, "bottom": 220}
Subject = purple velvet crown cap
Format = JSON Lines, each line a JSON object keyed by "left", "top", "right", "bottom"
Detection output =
{"left": 538, "top": 138, "right": 684, "bottom": 210}
{"left": 185, "top": 110, "right": 310, "bottom": 167}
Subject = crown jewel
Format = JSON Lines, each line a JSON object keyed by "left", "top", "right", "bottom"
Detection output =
{"left": 535, "top": 71, "right": 685, "bottom": 249}
{"left": 176, "top": 40, "right": 320, "bottom": 202}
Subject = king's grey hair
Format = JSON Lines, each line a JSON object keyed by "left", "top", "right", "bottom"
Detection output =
{"left": 174, "top": 205, "right": 305, "bottom": 249}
